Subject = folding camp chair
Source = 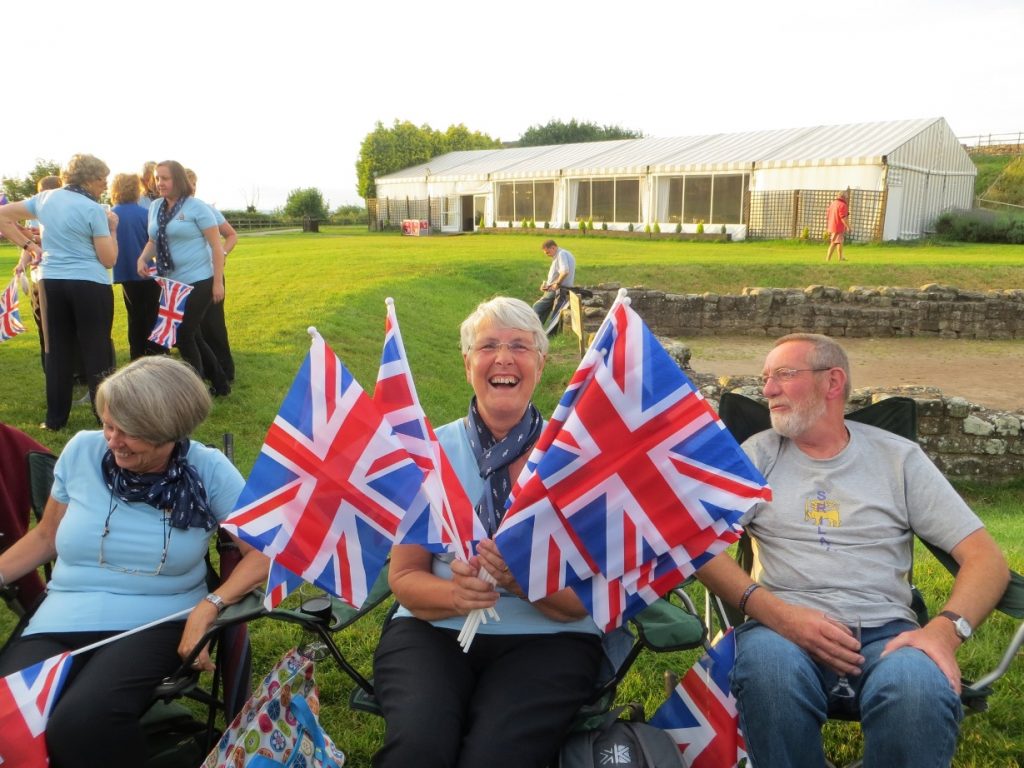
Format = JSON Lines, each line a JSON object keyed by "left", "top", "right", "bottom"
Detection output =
{"left": 321, "top": 581, "right": 709, "bottom": 759}
{"left": 713, "top": 391, "right": 1024, "bottom": 767}
{"left": 0, "top": 424, "right": 53, "bottom": 616}
{"left": 2, "top": 433, "right": 261, "bottom": 766}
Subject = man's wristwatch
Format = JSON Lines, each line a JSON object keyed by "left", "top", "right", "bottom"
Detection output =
{"left": 204, "top": 593, "right": 227, "bottom": 614}
{"left": 938, "top": 610, "right": 972, "bottom": 641}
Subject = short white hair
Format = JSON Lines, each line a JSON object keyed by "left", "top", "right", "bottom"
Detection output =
{"left": 459, "top": 296, "right": 549, "bottom": 355}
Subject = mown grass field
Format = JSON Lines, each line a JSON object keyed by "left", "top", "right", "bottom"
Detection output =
{"left": 1, "top": 229, "right": 1022, "bottom": 765}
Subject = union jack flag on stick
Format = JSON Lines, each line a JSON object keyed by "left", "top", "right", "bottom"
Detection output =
{"left": 224, "top": 328, "right": 426, "bottom": 609}
{"left": 650, "top": 629, "right": 748, "bottom": 768}
{"left": 148, "top": 276, "right": 193, "bottom": 348}
{"left": 373, "top": 298, "right": 483, "bottom": 560}
{"left": 494, "top": 289, "right": 771, "bottom": 631}
{"left": 0, "top": 652, "right": 72, "bottom": 768}
{"left": 1, "top": 276, "right": 26, "bottom": 342}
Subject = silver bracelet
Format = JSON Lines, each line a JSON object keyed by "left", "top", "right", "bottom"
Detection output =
{"left": 0, "top": 570, "right": 6, "bottom": 589}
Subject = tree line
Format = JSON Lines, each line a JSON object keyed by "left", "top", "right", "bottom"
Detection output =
{"left": 1, "top": 119, "right": 642, "bottom": 218}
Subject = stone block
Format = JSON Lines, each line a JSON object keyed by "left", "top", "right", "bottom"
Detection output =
{"left": 946, "top": 397, "right": 971, "bottom": 418}
{"left": 963, "top": 415, "right": 995, "bottom": 436}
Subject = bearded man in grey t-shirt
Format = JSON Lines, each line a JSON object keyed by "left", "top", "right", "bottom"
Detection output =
{"left": 696, "top": 332, "right": 1009, "bottom": 768}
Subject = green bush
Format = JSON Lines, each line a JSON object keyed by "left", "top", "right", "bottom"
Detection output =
{"left": 579, "top": 219, "right": 587, "bottom": 234}
{"left": 601, "top": 221, "right": 608, "bottom": 231}
{"left": 675, "top": 222, "right": 682, "bottom": 234}
{"left": 628, "top": 223, "right": 634, "bottom": 232}
{"left": 544, "top": 221, "right": 550, "bottom": 229}
{"left": 653, "top": 222, "right": 661, "bottom": 234}
{"left": 562, "top": 221, "right": 570, "bottom": 229}
{"left": 696, "top": 220, "right": 705, "bottom": 234}
{"left": 643, "top": 223, "right": 652, "bottom": 234}
{"left": 934, "top": 208, "right": 1024, "bottom": 244}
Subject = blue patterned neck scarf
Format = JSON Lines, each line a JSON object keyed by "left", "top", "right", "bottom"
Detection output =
{"left": 465, "top": 398, "right": 543, "bottom": 536}
{"left": 64, "top": 184, "right": 98, "bottom": 202}
{"left": 102, "top": 438, "right": 217, "bottom": 531}
{"left": 155, "top": 196, "right": 187, "bottom": 276}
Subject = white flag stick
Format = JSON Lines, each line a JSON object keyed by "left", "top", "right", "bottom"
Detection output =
{"left": 69, "top": 608, "right": 193, "bottom": 658}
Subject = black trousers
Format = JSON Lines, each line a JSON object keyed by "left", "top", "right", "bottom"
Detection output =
{"left": 199, "top": 277, "right": 234, "bottom": 382}
{"left": 40, "top": 279, "right": 114, "bottom": 429}
{"left": 174, "top": 278, "right": 229, "bottom": 392}
{"left": 0, "top": 621, "right": 186, "bottom": 768}
{"left": 372, "top": 618, "right": 602, "bottom": 768}
{"left": 120, "top": 279, "right": 164, "bottom": 360}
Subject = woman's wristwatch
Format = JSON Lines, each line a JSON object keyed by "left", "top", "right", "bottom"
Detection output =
{"left": 204, "top": 593, "right": 227, "bottom": 614}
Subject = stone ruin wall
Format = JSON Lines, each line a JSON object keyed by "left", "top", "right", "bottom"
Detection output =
{"left": 582, "top": 283, "right": 1024, "bottom": 340}
{"left": 571, "top": 288, "right": 1024, "bottom": 481}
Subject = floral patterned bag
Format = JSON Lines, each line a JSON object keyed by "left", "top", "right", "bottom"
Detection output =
{"left": 203, "top": 647, "right": 345, "bottom": 768}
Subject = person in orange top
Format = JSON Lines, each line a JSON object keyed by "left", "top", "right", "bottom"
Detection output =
{"left": 825, "top": 191, "right": 850, "bottom": 262}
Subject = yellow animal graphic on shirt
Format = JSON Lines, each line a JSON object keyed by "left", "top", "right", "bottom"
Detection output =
{"left": 805, "top": 498, "right": 841, "bottom": 527}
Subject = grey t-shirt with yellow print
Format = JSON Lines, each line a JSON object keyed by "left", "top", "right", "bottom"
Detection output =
{"left": 739, "top": 420, "right": 982, "bottom": 627}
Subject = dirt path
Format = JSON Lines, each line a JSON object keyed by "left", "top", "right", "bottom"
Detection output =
{"left": 684, "top": 336, "right": 1024, "bottom": 413}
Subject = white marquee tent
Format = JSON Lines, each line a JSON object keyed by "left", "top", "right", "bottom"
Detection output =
{"left": 372, "top": 117, "right": 976, "bottom": 241}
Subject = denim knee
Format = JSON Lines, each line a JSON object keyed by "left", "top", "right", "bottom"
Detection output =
{"left": 859, "top": 646, "right": 961, "bottom": 766}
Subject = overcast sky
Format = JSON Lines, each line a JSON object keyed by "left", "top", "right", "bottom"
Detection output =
{"left": 2, "top": 0, "right": 1019, "bottom": 212}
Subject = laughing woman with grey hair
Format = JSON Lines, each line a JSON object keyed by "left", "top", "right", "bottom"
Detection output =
{"left": 0, "top": 356, "right": 268, "bottom": 768}
{"left": 373, "top": 296, "right": 600, "bottom": 768}
{"left": 0, "top": 153, "right": 119, "bottom": 430}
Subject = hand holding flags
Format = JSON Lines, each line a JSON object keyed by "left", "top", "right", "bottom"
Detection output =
{"left": 1, "top": 276, "right": 26, "bottom": 342}
{"left": 650, "top": 629, "right": 748, "bottom": 768}
{"left": 148, "top": 276, "right": 193, "bottom": 348}
{"left": 223, "top": 327, "right": 426, "bottom": 610}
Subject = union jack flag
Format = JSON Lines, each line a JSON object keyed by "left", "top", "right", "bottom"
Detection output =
{"left": 148, "top": 276, "right": 193, "bottom": 348}
{"left": 1, "top": 276, "right": 26, "bottom": 342}
{"left": 223, "top": 329, "right": 425, "bottom": 609}
{"left": 496, "top": 294, "right": 770, "bottom": 629}
{"left": 649, "top": 629, "right": 748, "bottom": 768}
{"left": 0, "top": 652, "right": 72, "bottom": 768}
{"left": 373, "top": 298, "right": 482, "bottom": 560}
{"left": 263, "top": 559, "right": 306, "bottom": 610}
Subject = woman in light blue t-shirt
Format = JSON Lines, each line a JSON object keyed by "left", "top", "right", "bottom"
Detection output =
{"left": 373, "top": 297, "right": 602, "bottom": 768}
{"left": 0, "top": 356, "right": 269, "bottom": 768}
{"left": 0, "top": 154, "right": 119, "bottom": 431}
{"left": 136, "top": 160, "right": 229, "bottom": 395}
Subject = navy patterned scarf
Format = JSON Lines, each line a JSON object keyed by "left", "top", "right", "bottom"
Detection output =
{"left": 64, "top": 184, "right": 98, "bottom": 202}
{"left": 465, "top": 398, "right": 543, "bottom": 536}
{"left": 102, "top": 438, "right": 217, "bottom": 531}
{"left": 155, "top": 196, "right": 187, "bottom": 276}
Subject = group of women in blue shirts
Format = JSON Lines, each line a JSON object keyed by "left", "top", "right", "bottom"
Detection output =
{"left": 0, "top": 154, "right": 235, "bottom": 430}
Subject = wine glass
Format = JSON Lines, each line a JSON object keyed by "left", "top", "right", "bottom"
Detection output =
{"left": 825, "top": 614, "right": 861, "bottom": 700}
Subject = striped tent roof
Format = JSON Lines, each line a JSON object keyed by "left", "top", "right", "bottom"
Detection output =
{"left": 374, "top": 118, "right": 957, "bottom": 184}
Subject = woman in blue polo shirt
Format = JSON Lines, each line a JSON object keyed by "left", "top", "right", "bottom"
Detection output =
{"left": 136, "top": 160, "right": 229, "bottom": 395}
{"left": 0, "top": 154, "right": 118, "bottom": 430}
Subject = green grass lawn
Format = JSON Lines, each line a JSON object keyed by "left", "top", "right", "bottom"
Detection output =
{"left": 1, "top": 229, "right": 1022, "bottom": 766}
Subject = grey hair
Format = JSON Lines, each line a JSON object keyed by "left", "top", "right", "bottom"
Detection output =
{"left": 61, "top": 154, "right": 110, "bottom": 187}
{"left": 96, "top": 357, "right": 212, "bottom": 444}
{"left": 773, "top": 332, "right": 851, "bottom": 401}
{"left": 459, "top": 296, "right": 549, "bottom": 356}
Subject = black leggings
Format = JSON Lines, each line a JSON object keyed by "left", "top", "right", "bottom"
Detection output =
{"left": 0, "top": 621, "right": 186, "bottom": 768}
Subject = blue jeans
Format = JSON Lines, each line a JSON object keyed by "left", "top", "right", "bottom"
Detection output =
{"left": 732, "top": 619, "right": 962, "bottom": 767}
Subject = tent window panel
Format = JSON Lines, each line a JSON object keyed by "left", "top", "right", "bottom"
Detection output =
{"left": 497, "top": 183, "right": 514, "bottom": 221}
{"left": 712, "top": 175, "right": 744, "bottom": 223}
{"left": 615, "top": 179, "right": 640, "bottom": 223}
{"left": 591, "top": 179, "right": 614, "bottom": 222}
{"left": 667, "top": 178, "right": 684, "bottom": 223}
{"left": 575, "top": 180, "right": 591, "bottom": 220}
{"left": 684, "top": 176, "right": 712, "bottom": 223}
{"left": 534, "top": 182, "right": 554, "bottom": 222}
{"left": 515, "top": 183, "right": 535, "bottom": 221}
